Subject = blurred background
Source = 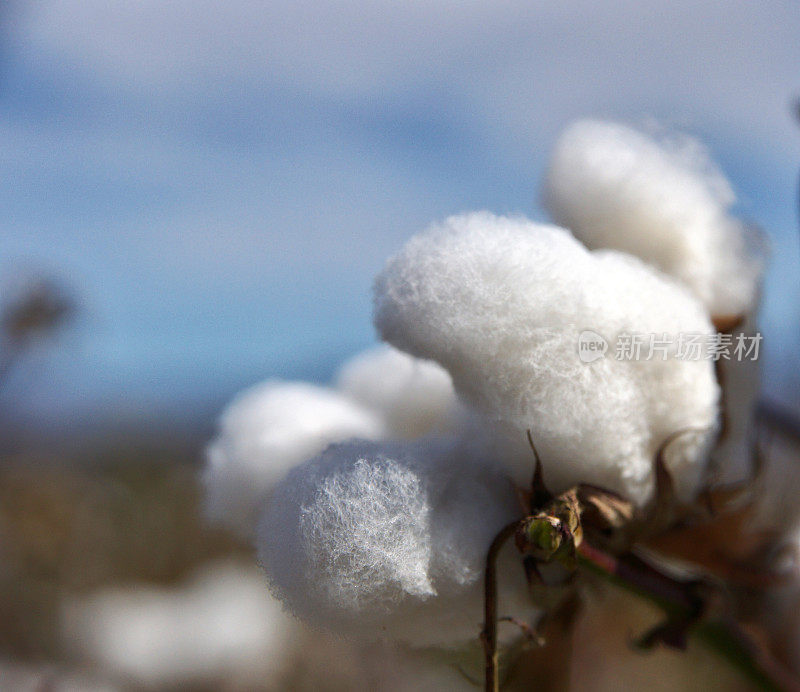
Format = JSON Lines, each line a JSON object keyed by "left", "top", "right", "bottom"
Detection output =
{"left": 0, "top": 1, "right": 798, "bottom": 689}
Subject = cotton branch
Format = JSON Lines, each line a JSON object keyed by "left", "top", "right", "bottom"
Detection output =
{"left": 576, "top": 542, "right": 800, "bottom": 692}
{"left": 481, "top": 521, "right": 519, "bottom": 692}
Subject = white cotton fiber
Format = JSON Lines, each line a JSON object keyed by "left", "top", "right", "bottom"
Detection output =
{"left": 542, "top": 120, "right": 765, "bottom": 317}
{"left": 256, "top": 438, "right": 533, "bottom": 646}
{"left": 335, "top": 345, "right": 464, "bottom": 439}
{"left": 203, "top": 381, "right": 386, "bottom": 538}
{"left": 374, "top": 212, "right": 720, "bottom": 505}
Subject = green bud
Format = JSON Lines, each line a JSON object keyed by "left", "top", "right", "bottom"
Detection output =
{"left": 516, "top": 514, "right": 563, "bottom": 562}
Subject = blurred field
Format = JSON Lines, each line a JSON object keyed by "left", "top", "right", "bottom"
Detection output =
{"left": 0, "top": 436, "right": 241, "bottom": 658}
{"left": 0, "top": 435, "right": 452, "bottom": 691}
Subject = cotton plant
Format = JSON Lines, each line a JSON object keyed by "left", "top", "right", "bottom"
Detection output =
{"left": 202, "top": 126, "right": 796, "bottom": 690}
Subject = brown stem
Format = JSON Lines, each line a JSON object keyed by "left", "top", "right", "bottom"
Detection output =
{"left": 482, "top": 521, "right": 520, "bottom": 692}
{"left": 578, "top": 542, "right": 697, "bottom": 612}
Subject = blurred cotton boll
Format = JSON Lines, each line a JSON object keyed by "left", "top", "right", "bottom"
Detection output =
{"left": 374, "top": 212, "right": 719, "bottom": 505}
{"left": 256, "top": 437, "right": 533, "bottom": 647}
{"left": 0, "top": 660, "right": 117, "bottom": 691}
{"left": 61, "top": 562, "right": 297, "bottom": 689}
{"left": 335, "top": 345, "right": 465, "bottom": 439}
{"left": 203, "top": 380, "right": 386, "bottom": 537}
{"left": 542, "top": 119, "right": 766, "bottom": 318}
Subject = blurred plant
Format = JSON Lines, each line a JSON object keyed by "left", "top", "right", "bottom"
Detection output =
{"left": 0, "top": 277, "right": 74, "bottom": 388}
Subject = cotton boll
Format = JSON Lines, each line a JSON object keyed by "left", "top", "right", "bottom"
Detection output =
{"left": 336, "top": 345, "right": 465, "bottom": 439}
{"left": 256, "top": 438, "right": 532, "bottom": 647}
{"left": 542, "top": 120, "right": 766, "bottom": 489}
{"left": 0, "top": 661, "right": 118, "bottom": 692}
{"left": 592, "top": 250, "right": 720, "bottom": 498}
{"left": 374, "top": 212, "right": 719, "bottom": 505}
{"left": 62, "top": 562, "right": 297, "bottom": 689}
{"left": 542, "top": 120, "right": 765, "bottom": 318}
{"left": 203, "top": 381, "right": 386, "bottom": 538}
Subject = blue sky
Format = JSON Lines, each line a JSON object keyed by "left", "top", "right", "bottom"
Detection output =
{"left": 1, "top": 1, "right": 799, "bottom": 428}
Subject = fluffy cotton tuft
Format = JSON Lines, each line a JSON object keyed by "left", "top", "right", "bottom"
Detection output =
{"left": 374, "top": 212, "right": 720, "bottom": 505}
{"left": 256, "top": 438, "right": 531, "bottom": 646}
{"left": 542, "top": 120, "right": 765, "bottom": 317}
{"left": 335, "top": 345, "right": 464, "bottom": 439}
{"left": 203, "top": 381, "right": 385, "bottom": 538}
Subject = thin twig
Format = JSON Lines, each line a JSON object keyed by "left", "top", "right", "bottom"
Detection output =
{"left": 527, "top": 429, "right": 552, "bottom": 508}
{"left": 482, "top": 521, "right": 520, "bottom": 692}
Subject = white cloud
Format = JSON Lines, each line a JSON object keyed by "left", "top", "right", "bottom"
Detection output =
{"left": 13, "top": 1, "right": 800, "bottom": 163}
